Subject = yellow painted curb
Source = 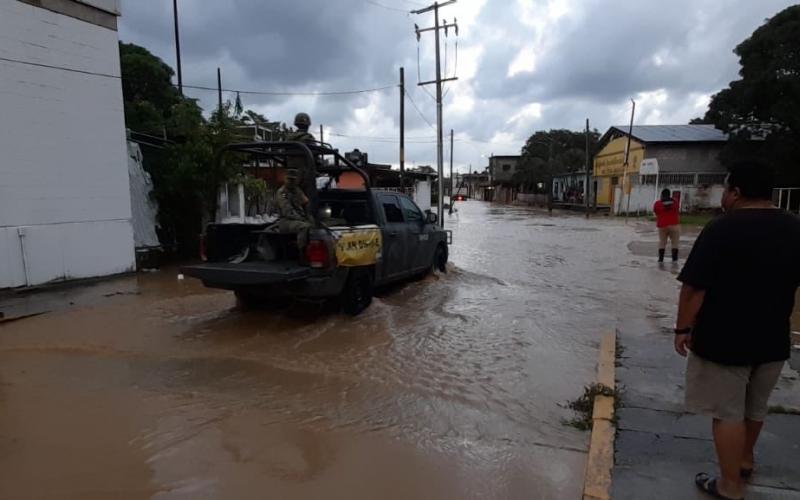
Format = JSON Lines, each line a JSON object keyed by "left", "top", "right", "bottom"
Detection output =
{"left": 582, "top": 330, "right": 617, "bottom": 500}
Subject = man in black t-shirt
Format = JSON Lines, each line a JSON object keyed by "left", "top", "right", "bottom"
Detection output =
{"left": 674, "top": 162, "right": 800, "bottom": 499}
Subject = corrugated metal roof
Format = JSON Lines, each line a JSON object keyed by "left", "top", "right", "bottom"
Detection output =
{"left": 610, "top": 124, "right": 728, "bottom": 143}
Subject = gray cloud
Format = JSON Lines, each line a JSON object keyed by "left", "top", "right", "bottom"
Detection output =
{"left": 119, "top": 0, "right": 796, "bottom": 173}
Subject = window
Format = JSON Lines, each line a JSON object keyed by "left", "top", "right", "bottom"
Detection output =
{"left": 502, "top": 164, "right": 512, "bottom": 172}
{"left": 399, "top": 196, "right": 423, "bottom": 222}
{"left": 380, "top": 195, "right": 404, "bottom": 223}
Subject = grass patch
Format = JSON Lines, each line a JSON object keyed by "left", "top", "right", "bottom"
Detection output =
{"left": 681, "top": 213, "right": 717, "bottom": 227}
{"left": 562, "top": 383, "right": 619, "bottom": 431}
{"left": 768, "top": 405, "right": 800, "bottom": 416}
{"left": 615, "top": 338, "right": 627, "bottom": 368}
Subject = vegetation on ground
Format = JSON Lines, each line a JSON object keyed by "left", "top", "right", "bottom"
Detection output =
{"left": 768, "top": 405, "right": 800, "bottom": 416}
{"left": 562, "top": 383, "right": 618, "bottom": 431}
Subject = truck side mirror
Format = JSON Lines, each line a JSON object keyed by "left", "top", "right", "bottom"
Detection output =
{"left": 425, "top": 210, "right": 438, "bottom": 224}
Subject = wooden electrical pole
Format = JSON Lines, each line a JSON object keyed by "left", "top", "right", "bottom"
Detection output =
{"left": 172, "top": 0, "right": 183, "bottom": 95}
{"left": 399, "top": 66, "right": 405, "bottom": 188}
{"left": 449, "top": 128, "right": 454, "bottom": 214}
{"left": 320, "top": 124, "right": 324, "bottom": 144}
{"left": 585, "top": 118, "right": 591, "bottom": 215}
{"left": 217, "top": 68, "right": 223, "bottom": 112}
{"left": 412, "top": 0, "right": 458, "bottom": 227}
{"left": 623, "top": 99, "right": 636, "bottom": 220}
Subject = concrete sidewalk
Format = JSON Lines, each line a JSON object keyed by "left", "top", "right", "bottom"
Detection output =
{"left": 613, "top": 325, "right": 800, "bottom": 499}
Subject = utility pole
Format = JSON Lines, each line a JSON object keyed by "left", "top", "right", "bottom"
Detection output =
{"left": 172, "top": 0, "right": 183, "bottom": 95}
{"left": 623, "top": 99, "right": 636, "bottom": 221}
{"left": 449, "top": 128, "right": 454, "bottom": 214}
{"left": 399, "top": 67, "right": 405, "bottom": 189}
{"left": 585, "top": 118, "right": 591, "bottom": 215}
{"left": 412, "top": 1, "right": 458, "bottom": 227}
{"left": 217, "top": 68, "right": 223, "bottom": 112}
{"left": 320, "top": 124, "right": 324, "bottom": 144}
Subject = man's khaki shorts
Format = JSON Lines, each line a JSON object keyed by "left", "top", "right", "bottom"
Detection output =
{"left": 658, "top": 225, "right": 680, "bottom": 250}
{"left": 685, "top": 353, "right": 784, "bottom": 422}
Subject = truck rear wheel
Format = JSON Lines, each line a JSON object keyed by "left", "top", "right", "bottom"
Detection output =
{"left": 234, "top": 289, "right": 261, "bottom": 309}
{"left": 433, "top": 244, "right": 448, "bottom": 273}
{"left": 342, "top": 268, "right": 373, "bottom": 315}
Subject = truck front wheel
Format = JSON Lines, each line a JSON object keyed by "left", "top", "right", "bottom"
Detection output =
{"left": 342, "top": 268, "right": 373, "bottom": 315}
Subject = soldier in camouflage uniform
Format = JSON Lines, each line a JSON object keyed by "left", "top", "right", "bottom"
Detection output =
{"left": 286, "top": 112, "right": 316, "bottom": 144}
{"left": 285, "top": 112, "right": 319, "bottom": 228}
{"left": 276, "top": 168, "right": 314, "bottom": 249}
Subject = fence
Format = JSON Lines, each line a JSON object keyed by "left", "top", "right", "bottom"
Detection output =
{"left": 613, "top": 172, "right": 727, "bottom": 215}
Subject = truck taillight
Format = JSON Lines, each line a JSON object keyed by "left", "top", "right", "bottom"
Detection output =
{"left": 199, "top": 234, "right": 207, "bottom": 261}
{"left": 305, "top": 240, "right": 329, "bottom": 269}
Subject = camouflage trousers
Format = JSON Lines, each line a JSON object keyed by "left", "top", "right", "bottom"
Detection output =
{"left": 278, "top": 218, "right": 313, "bottom": 249}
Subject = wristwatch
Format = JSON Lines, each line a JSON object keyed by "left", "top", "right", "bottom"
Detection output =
{"left": 673, "top": 327, "right": 692, "bottom": 335}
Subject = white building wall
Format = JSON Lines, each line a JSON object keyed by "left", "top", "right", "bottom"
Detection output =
{"left": 414, "top": 180, "right": 432, "bottom": 211}
{"left": 613, "top": 184, "right": 725, "bottom": 215}
{"left": 0, "top": 0, "right": 134, "bottom": 288}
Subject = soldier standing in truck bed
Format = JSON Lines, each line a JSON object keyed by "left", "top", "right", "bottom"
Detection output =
{"left": 276, "top": 168, "right": 314, "bottom": 249}
{"left": 285, "top": 112, "right": 319, "bottom": 222}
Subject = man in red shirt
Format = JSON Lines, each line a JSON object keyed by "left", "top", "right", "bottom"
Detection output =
{"left": 654, "top": 188, "right": 680, "bottom": 262}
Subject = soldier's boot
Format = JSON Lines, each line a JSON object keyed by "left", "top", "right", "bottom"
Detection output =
{"left": 672, "top": 249, "right": 679, "bottom": 262}
{"left": 658, "top": 249, "right": 666, "bottom": 262}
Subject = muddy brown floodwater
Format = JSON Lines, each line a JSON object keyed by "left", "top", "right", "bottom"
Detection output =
{"left": 0, "top": 201, "right": 684, "bottom": 500}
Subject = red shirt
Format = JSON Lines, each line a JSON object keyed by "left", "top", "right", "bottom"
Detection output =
{"left": 654, "top": 199, "right": 680, "bottom": 228}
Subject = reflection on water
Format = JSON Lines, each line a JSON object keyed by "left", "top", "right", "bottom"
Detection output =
{"left": 0, "top": 202, "right": 680, "bottom": 500}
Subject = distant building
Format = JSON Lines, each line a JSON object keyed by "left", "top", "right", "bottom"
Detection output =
{"left": 488, "top": 155, "right": 522, "bottom": 203}
{"left": 0, "top": 0, "right": 133, "bottom": 288}
{"left": 593, "top": 125, "right": 730, "bottom": 214}
{"left": 552, "top": 171, "right": 589, "bottom": 204}
{"left": 454, "top": 170, "right": 491, "bottom": 201}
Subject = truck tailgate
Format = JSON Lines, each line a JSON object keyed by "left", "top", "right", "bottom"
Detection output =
{"left": 181, "top": 261, "right": 312, "bottom": 286}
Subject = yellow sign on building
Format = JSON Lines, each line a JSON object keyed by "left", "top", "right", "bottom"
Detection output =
{"left": 593, "top": 136, "right": 645, "bottom": 205}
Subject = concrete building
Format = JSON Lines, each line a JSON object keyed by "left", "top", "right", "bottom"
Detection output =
{"left": 552, "top": 171, "right": 589, "bottom": 204}
{"left": 0, "top": 0, "right": 134, "bottom": 288}
{"left": 454, "top": 170, "right": 491, "bottom": 201}
{"left": 593, "top": 125, "right": 729, "bottom": 214}
{"left": 488, "top": 155, "right": 522, "bottom": 203}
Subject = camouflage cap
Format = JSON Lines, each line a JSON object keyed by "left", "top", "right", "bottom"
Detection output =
{"left": 294, "top": 112, "right": 311, "bottom": 128}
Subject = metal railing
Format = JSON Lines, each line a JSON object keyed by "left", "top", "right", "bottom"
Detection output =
{"left": 774, "top": 188, "right": 800, "bottom": 214}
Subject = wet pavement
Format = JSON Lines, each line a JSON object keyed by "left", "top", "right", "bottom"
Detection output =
{"left": 0, "top": 201, "right": 728, "bottom": 499}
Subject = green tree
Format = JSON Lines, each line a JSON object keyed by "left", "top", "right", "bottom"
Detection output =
{"left": 515, "top": 129, "right": 600, "bottom": 193}
{"left": 702, "top": 5, "right": 800, "bottom": 183}
{"left": 119, "top": 42, "right": 288, "bottom": 255}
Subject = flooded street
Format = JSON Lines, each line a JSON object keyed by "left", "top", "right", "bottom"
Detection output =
{"left": 0, "top": 201, "right": 684, "bottom": 500}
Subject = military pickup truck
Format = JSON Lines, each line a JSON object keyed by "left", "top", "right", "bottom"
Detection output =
{"left": 181, "top": 142, "right": 450, "bottom": 315}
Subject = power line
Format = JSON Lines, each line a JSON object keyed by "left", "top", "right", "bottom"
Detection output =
{"left": 0, "top": 56, "right": 119, "bottom": 79}
{"left": 363, "top": 0, "right": 411, "bottom": 13}
{"left": 0, "top": 56, "right": 398, "bottom": 97}
{"left": 329, "top": 132, "right": 439, "bottom": 143}
{"left": 181, "top": 83, "right": 397, "bottom": 96}
{"left": 404, "top": 88, "right": 436, "bottom": 130}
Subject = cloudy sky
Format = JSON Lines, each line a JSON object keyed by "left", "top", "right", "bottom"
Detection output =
{"left": 118, "top": 0, "right": 795, "bottom": 174}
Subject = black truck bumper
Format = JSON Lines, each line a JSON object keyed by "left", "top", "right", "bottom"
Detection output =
{"left": 180, "top": 262, "right": 349, "bottom": 298}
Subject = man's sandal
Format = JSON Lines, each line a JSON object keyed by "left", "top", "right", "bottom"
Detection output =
{"left": 695, "top": 473, "right": 745, "bottom": 499}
